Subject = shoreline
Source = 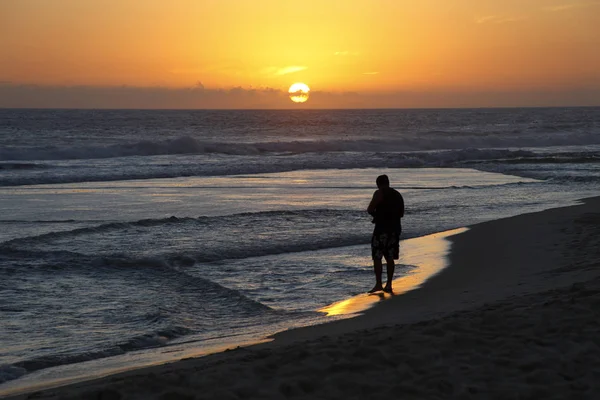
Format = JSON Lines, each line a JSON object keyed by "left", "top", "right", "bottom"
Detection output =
{"left": 0, "top": 227, "right": 465, "bottom": 397}
{"left": 4, "top": 196, "right": 600, "bottom": 399}
{"left": 266, "top": 196, "right": 600, "bottom": 345}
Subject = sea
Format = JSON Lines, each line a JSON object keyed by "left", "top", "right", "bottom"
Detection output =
{"left": 1, "top": 107, "right": 599, "bottom": 394}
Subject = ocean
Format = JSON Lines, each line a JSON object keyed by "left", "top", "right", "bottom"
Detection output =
{"left": 1, "top": 107, "right": 599, "bottom": 393}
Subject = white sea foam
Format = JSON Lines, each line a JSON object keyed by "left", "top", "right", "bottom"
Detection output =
{"left": 3, "top": 146, "right": 600, "bottom": 186}
{"left": 2, "top": 133, "right": 600, "bottom": 162}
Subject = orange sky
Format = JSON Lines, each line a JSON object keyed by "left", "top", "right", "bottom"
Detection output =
{"left": 1, "top": 0, "right": 599, "bottom": 108}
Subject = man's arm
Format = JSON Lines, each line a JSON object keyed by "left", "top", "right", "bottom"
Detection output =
{"left": 367, "top": 190, "right": 382, "bottom": 216}
{"left": 398, "top": 193, "right": 405, "bottom": 218}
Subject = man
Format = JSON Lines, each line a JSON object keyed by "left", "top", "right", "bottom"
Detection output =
{"left": 367, "top": 174, "right": 404, "bottom": 293}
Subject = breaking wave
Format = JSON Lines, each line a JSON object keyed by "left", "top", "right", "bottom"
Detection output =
{"left": 2, "top": 130, "right": 600, "bottom": 162}
{"left": 2, "top": 146, "right": 599, "bottom": 186}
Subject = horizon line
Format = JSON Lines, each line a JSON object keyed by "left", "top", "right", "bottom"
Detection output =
{"left": 2, "top": 105, "right": 600, "bottom": 112}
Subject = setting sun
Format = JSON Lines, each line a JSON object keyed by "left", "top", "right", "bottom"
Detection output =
{"left": 289, "top": 83, "right": 310, "bottom": 103}
{"left": 1, "top": 0, "right": 599, "bottom": 108}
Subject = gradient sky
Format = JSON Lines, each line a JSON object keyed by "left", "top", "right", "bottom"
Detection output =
{"left": 1, "top": 0, "right": 599, "bottom": 108}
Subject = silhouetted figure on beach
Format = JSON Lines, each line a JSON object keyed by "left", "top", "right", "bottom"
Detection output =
{"left": 367, "top": 174, "right": 404, "bottom": 293}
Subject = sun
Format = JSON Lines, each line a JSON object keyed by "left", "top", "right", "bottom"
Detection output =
{"left": 288, "top": 83, "right": 310, "bottom": 103}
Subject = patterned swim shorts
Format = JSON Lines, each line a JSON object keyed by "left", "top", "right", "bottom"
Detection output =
{"left": 371, "top": 231, "right": 400, "bottom": 260}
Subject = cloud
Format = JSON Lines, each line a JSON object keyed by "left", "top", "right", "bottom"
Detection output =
{"left": 276, "top": 66, "right": 307, "bottom": 76}
{"left": 544, "top": 2, "right": 600, "bottom": 11}
{"left": 0, "top": 84, "right": 290, "bottom": 109}
{"left": 262, "top": 66, "right": 307, "bottom": 76}
{"left": 1, "top": 83, "right": 599, "bottom": 109}
{"left": 476, "top": 15, "right": 526, "bottom": 24}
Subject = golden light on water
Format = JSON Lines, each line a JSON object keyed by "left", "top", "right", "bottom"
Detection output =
{"left": 289, "top": 83, "right": 310, "bottom": 103}
{"left": 319, "top": 228, "right": 468, "bottom": 316}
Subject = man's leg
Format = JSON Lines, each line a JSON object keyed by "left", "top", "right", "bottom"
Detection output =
{"left": 383, "top": 232, "right": 399, "bottom": 293}
{"left": 369, "top": 257, "right": 384, "bottom": 293}
{"left": 383, "top": 255, "right": 395, "bottom": 293}
{"left": 369, "top": 234, "right": 384, "bottom": 292}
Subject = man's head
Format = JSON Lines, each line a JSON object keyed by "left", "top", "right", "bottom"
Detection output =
{"left": 376, "top": 174, "right": 390, "bottom": 189}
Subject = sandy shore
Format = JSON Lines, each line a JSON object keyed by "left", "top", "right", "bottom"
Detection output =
{"left": 5, "top": 197, "right": 600, "bottom": 399}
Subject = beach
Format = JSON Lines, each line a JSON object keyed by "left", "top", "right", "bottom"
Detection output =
{"left": 3, "top": 0, "right": 600, "bottom": 395}
{"left": 5, "top": 196, "right": 599, "bottom": 399}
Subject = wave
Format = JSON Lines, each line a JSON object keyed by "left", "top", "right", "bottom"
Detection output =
{"left": 0, "top": 256, "right": 280, "bottom": 384}
{"left": 0, "top": 210, "right": 371, "bottom": 268}
{"left": 461, "top": 153, "right": 600, "bottom": 165}
{"left": 0, "top": 162, "right": 48, "bottom": 170}
{"left": 2, "top": 130, "right": 600, "bottom": 162}
{"left": 5, "top": 145, "right": 598, "bottom": 188}
{"left": 0, "top": 365, "right": 27, "bottom": 384}
{"left": 0, "top": 136, "right": 299, "bottom": 161}
{"left": 0, "top": 219, "right": 80, "bottom": 224}
{"left": 0, "top": 325, "right": 193, "bottom": 384}
{"left": 0, "top": 235, "right": 362, "bottom": 273}
{"left": 548, "top": 175, "right": 600, "bottom": 183}
{"left": 0, "top": 216, "right": 194, "bottom": 246}
{"left": 0, "top": 147, "right": 576, "bottom": 187}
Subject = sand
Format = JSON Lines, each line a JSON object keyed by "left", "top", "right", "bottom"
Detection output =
{"left": 4, "top": 197, "right": 600, "bottom": 399}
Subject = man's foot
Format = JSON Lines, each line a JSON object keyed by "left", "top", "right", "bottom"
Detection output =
{"left": 383, "top": 285, "right": 393, "bottom": 294}
{"left": 368, "top": 285, "right": 384, "bottom": 293}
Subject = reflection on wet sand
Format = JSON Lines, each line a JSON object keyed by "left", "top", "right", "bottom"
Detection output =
{"left": 319, "top": 227, "right": 468, "bottom": 316}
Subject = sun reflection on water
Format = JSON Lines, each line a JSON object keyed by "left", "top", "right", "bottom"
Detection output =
{"left": 319, "top": 227, "right": 468, "bottom": 316}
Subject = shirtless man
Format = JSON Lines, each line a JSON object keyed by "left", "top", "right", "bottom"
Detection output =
{"left": 367, "top": 174, "right": 405, "bottom": 293}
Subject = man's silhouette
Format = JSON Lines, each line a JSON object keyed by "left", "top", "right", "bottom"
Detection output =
{"left": 367, "top": 174, "right": 404, "bottom": 293}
